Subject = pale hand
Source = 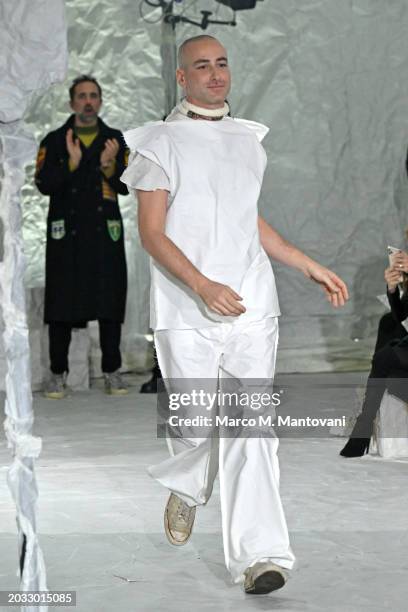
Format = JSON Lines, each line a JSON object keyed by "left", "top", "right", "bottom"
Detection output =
{"left": 100, "top": 138, "right": 119, "bottom": 168}
{"left": 384, "top": 266, "right": 402, "bottom": 293}
{"left": 66, "top": 129, "right": 82, "bottom": 169}
{"left": 390, "top": 250, "right": 408, "bottom": 273}
{"left": 305, "top": 261, "right": 349, "bottom": 308}
{"left": 196, "top": 278, "right": 246, "bottom": 316}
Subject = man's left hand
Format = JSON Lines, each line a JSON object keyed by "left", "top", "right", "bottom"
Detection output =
{"left": 100, "top": 138, "right": 119, "bottom": 168}
{"left": 305, "top": 262, "right": 349, "bottom": 308}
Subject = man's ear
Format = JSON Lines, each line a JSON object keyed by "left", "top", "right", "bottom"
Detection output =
{"left": 176, "top": 68, "right": 186, "bottom": 88}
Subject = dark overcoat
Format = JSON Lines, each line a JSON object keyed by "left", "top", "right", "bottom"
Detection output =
{"left": 35, "top": 115, "right": 128, "bottom": 324}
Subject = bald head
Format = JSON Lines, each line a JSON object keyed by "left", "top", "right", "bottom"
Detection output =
{"left": 178, "top": 35, "right": 224, "bottom": 69}
{"left": 176, "top": 36, "right": 231, "bottom": 110}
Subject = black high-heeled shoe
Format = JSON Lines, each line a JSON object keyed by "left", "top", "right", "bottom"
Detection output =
{"left": 339, "top": 437, "right": 370, "bottom": 457}
{"left": 140, "top": 363, "right": 162, "bottom": 394}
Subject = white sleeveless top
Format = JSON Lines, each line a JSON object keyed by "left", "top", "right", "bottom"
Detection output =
{"left": 121, "top": 109, "right": 280, "bottom": 330}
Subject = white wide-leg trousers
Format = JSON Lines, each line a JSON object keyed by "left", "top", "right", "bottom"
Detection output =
{"left": 148, "top": 316, "right": 295, "bottom": 582}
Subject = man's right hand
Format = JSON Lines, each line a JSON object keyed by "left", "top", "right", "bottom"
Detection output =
{"left": 196, "top": 278, "right": 246, "bottom": 316}
{"left": 384, "top": 266, "right": 401, "bottom": 293}
{"left": 66, "top": 129, "right": 82, "bottom": 169}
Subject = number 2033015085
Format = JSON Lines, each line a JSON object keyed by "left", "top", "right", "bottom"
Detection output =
{"left": 0, "top": 591, "right": 76, "bottom": 606}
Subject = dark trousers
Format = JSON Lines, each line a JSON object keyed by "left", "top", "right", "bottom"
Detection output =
{"left": 374, "top": 312, "right": 406, "bottom": 352}
{"left": 354, "top": 339, "right": 408, "bottom": 437}
{"left": 49, "top": 320, "right": 121, "bottom": 375}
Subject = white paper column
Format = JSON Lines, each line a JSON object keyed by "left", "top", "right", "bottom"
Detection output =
{"left": 0, "top": 125, "right": 47, "bottom": 610}
{"left": 0, "top": 1, "right": 67, "bottom": 608}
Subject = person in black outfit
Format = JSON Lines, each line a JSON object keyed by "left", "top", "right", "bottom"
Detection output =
{"left": 35, "top": 75, "right": 129, "bottom": 397}
{"left": 340, "top": 250, "right": 408, "bottom": 456}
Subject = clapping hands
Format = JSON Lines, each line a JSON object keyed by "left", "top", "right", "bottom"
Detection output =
{"left": 66, "top": 129, "right": 82, "bottom": 169}
{"left": 100, "top": 138, "right": 119, "bottom": 168}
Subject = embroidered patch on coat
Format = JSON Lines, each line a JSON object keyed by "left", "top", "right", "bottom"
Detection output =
{"left": 107, "top": 220, "right": 121, "bottom": 241}
{"left": 51, "top": 219, "right": 65, "bottom": 240}
{"left": 36, "top": 146, "right": 46, "bottom": 173}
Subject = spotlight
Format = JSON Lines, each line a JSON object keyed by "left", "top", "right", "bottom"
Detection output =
{"left": 215, "top": 0, "right": 263, "bottom": 10}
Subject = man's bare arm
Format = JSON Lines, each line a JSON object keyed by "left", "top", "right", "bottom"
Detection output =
{"left": 258, "top": 215, "right": 314, "bottom": 273}
{"left": 136, "top": 189, "right": 246, "bottom": 316}
{"left": 258, "top": 215, "right": 349, "bottom": 308}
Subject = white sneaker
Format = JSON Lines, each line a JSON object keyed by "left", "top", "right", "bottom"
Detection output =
{"left": 104, "top": 370, "right": 128, "bottom": 395}
{"left": 244, "top": 561, "right": 287, "bottom": 595}
{"left": 44, "top": 373, "right": 67, "bottom": 399}
{"left": 164, "top": 493, "right": 196, "bottom": 546}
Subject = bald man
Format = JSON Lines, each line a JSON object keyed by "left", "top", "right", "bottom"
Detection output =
{"left": 121, "top": 35, "right": 348, "bottom": 594}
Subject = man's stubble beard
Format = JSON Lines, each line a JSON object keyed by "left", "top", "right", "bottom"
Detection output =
{"left": 196, "top": 89, "right": 229, "bottom": 108}
{"left": 76, "top": 111, "right": 98, "bottom": 125}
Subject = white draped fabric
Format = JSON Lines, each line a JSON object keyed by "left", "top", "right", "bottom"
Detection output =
{"left": 0, "top": 0, "right": 67, "bottom": 607}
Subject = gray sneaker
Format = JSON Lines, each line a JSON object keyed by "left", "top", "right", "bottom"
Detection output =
{"left": 104, "top": 370, "right": 129, "bottom": 395}
{"left": 44, "top": 373, "right": 67, "bottom": 399}
{"left": 244, "top": 561, "right": 287, "bottom": 595}
{"left": 164, "top": 493, "right": 196, "bottom": 546}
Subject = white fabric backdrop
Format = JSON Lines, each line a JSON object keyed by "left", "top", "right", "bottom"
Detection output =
{"left": 0, "top": 0, "right": 67, "bottom": 604}
{"left": 17, "top": 0, "right": 408, "bottom": 379}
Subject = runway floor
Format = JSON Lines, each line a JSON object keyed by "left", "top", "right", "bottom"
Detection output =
{"left": 1, "top": 372, "right": 408, "bottom": 612}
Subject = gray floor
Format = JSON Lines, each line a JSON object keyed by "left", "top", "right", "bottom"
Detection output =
{"left": 1, "top": 372, "right": 408, "bottom": 612}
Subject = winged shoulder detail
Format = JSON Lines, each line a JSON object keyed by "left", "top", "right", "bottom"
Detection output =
{"left": 232, "top": 118, "right": 269, "bottom": 142}
{"left": 123, "top": 121, "right": 166, "bottom": 152}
